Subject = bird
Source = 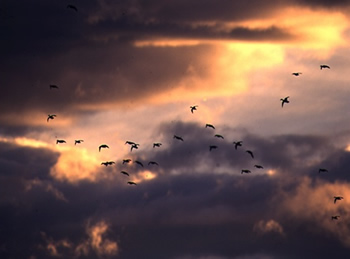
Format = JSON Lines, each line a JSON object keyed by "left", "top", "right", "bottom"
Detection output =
{"left": 49, "top": 85, "right": 59, "bottom": 90}
{"left": 205, "top": 124, "right": 215, "bottom": 129}
{"left": 292, "top": 72, "right": 302, "bottom": 76}
{"left": 318, "top": 168, "right": 328, "bottom": 173}
{"left": 241, "top": 169, "right": 251, "bottom": 174}
{"left": 127, "top": 181, "right": 137, "bottom": 185}
{"left": 153, "top": 143, "right": 162, "bottom": 148}
{"left": 56, "top": 139, "right": 66, "bottom": 144}
{"left": 209, "top": 145, "right": 218, "bottom": 151}
{"left": 130, "top": 143, "right": 139, "bottom": 151}
{"left": 233, "top": 141, "right": 243, "bottom": 150}
{"left": 99, "top": 144, "right": 109, "bottom": 152}
{"left": 135, "top": 160, "right": 144, "bottom": 167}
{"left": 331, "top": 215, "right": 340, "bottom": 220}
{"left": 334, "top": 196, "right": 344, "bottom": 204}
{"left": 47, "top": 114, "right": 56, "bottom": 122}
{"left": 173, "top": 135, "right": 184, "bottom": 141}
{"left": 148, "top": 161, "right": 159, "bottom": 166}
{"left": 320, "top": 64, "right": 330, "bottom": 70}
{"left": 280, "top": 96, "right": 290, "bottom": 107}
{"left": 120, "top": 171, "right": 129, "bottom": 176}
{"left": 190, "top": 105, "right": 198, "bottom": 113}
{"left": 101, "top": 161, "right": 115, "bottom": 166}
{"left": 67, "top": 4, "right": 78, "bottom": 12}
{"left": 123, "top": 159, "right": 131, "bottom": 164}
{"left": 246, "top": 150, "right": 254, "bottom": 159}
{"left": 125, "top": 141, "right": 136, "bottom": 145}
{"left": 254, "top": 165, "right": 264, "bottom": 169}
{"left": 74, "top": 139, "right": 84, "bottom": 145}
{"left": 214, "top": 134, "right": 224, "bottom": 139}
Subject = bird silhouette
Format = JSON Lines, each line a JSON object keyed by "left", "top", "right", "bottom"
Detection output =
{"left": 125, "top": 141, "right": 136, "bottom": 145}
{"left": 127, "top": 181, "right": 137, "bottom": 185}
{"left": 246, "top": 150, "right": 254, "bottom": 159}
{"left": 67, "top": 4, "right": 78, "bottom": 11}
{"left": 99, "top": 144, "right": 109, "bottom": 152}
{"left": 331, "top": 215, "right": 340, "bottom": 220}
{"left": 74, "top": 139, "right": 84, "bottom": 145}
{"left": 292, "top": 72, "right": 302, "bottom": 76}
{"left": 319, "top": 168, "right": 328, "bottom": 173}
{"left": 254, "top": 165, "right": 264, "bottom": 169}
{"left": 241, "top": 169, "right": 251, "bottom": 174}
{"left": 280, "top": 96, "right": 290, "bottom": 107}
{"left": 153, "top": 143, "right": 162, "bottom": 148}
{"left": 101, "top": 161, "right": 115, "bottom": 166}
{"left": 130, "top": 143, "right": 139, "bottom": 151}
{"left": 135, "top": 160, "right": 144, "bottom": 167}
{"left": 205, "top": 124, "right": 215, "bottom": 129}
{"left": 49, "top": 85, "right": 59, "bottom": 90}
{"left": 233, "top": 141, "right": 243, "bottom": 149}
{"left": 148, "top": 161, "right": 159, "bottom": 166}
{"left": 56, "top": 139, "right": 66, "bottom": 144}
{"left": 47, "top": 114, "right": 56, "bottom": 122}
{"left": 173, "top": 135, "right": 184, "bottom": 141}
{"left": 320, "top": 64, "right": 330, "bottom": 70}
{"left": 120, "top": 171, "right": 129, "bottom": 176}
{"left": 209, "top": 145, "right": 218, "bottom": 151}
{"left": 214, "top": 134, "right": 224, "bottom": 139}
{"left": 190, "top": 105, "right": 198, "bottom": 113}
{"left": 123, "top": 159, "right": 131, "bottom": 164}
{"left": 334, "top": 196, "right": 344, "bottom": 204}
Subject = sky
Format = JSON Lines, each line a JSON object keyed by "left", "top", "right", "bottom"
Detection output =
{"left": 1, "top": 0, "right": 350, "bottom": 258}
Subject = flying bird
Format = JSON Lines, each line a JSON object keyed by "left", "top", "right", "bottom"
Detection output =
{"left": 254, "top": 165, "right": 264, "bottom": 169}
{"left": 246, "top": 150, "right": 254, "bottom": 159}
{"left": 292, "top": 72, "right": 302, "bottom": 76}
{"left": 233, "top": 141, "right": 243, "bottom": 150}
{"left": 49, "top": 85, "right": 59, "bottom": 90}
{"left": 173, "top": 135, "right": 184, "bottom": 141}
{"left": 320, "top": 64, "right": 330, "bottom": 70}
{"left": 56, "top": 139, "right": 66, "bottom": 144}
{"left": 101, "top": 161, "right": 115, "bottom": 166}
{"left": 74, "top": 139, "right": 84, "bottom": 145}
{"left": 47, "top": 114, "right": 56, "bottom": 122}
{"left": 127, "top": 181, "right": 137, "bottom": 185}
{"left": 99, "top": 144, "right": 109, "bottom": 152}
{"left": 280, "top": 96, "right": 290, "bottom": 107}
{"left": 120, "top": 171, "right": 129, "bottom": 176}
{"left": 135, "top": 160, "right": 144, "bottom": 167}
{"left": 153, "top": 143, "right": 162, "bottom": 148}
{"left": 241, "top": 169, "right": 251, "bottom": 174}
{"left": 123, "top": 159, "right": 131, "bottom": 164}
{"left": 205, "top": 124, "right": 215, "bottom": 129}
{"left": 334, "top": 196, "right": 344, "bottom": 204}
{"left": 214, "top": 134, "right": 224, "bottom": 139}
{"left": 209, "top": 145, "right": 218, "bottom": 151}
{"left": 130, "top": 143, "right": 139, "bottom": 151}
{"left": 319, "top": 168, "right": 328, "bottom": 173}
{"left": 331, "top": 215, "right": 340, "bottom": 220}
{"left": 190, "top": 105, "right": 198, "bottom": 113}
{"left": 125, "top": 141, "right": 136, "bottom": 145}
{"left": 148, "top": 161, "right": 159, "bottom": 166}
{"left": 67, "top": 4, "right": 78, "bottom": 12}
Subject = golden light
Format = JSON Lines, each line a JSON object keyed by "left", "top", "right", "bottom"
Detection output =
{"left": 130, "top": 170, "right": 157, "bottom": 183}
{"left": 345, "top": 144, "right": 350, "bottom": 152}
{"left": 267, "top": 169, "right": 277, "bottom": 176}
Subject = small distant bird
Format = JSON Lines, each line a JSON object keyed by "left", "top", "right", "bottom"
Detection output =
{"left": 334, "top": 196, "right": 344, "bottom": 204}
{"left": 331, "top": 215, "right": 340, "bottom": 220}
{"left": 209, "top": 145, "right": 218, "bottom": 151}
{"left": 120, "top": 171, "right": 129, "bottom": 176}
{"left": 233, "top": 141, "right": 243, "bottom": 150}
{"left": 320, "top": 64, "right": 330, "bottom": 70}
{"left": 254, "top": 165, "right": 264, "bottom": 169}
{"left": 125, "top": 141, "right": 136, "bottom": 145}
{"left": 47, "top": 114, "right": 56, "bottom": 122}
{"left": 246, "top": 150, "right": 254, "bottom": 159}
{"left": 292, "top": 72, "right": 302, "bottom": 76}
{"left": 214, "top": 134, "right": 224, "bottom": 139}
{"left": 205, "top": 124, "right": 215, "bottom": 129}
{"left": 101, "top": 161, "right": 115, "bottom": 166}
{"left": 319, "top": 168, "right": 328, "bottom": 173}
{"left": 67, "top": 4, "right": 78, "bottom": 12}
{"left": 127, "top": 181, "right": 137, "bottom": 185}
{"left": 135, "top": 160, "right": 144, "bottom": 167}
{"left": 153, "top": 143, "right": 162, "bottom": 148}
{"left": 173, "top": 135, "right": 184, "bottom": 141}
{"left": 99, "top": 144, "right": 109, "bottom": 152}
{"left": 148, "top": 161, "right": 159, "bottom": 166}
{"left": 241, "top": 169, "right": 251, "bottom": 174}
{"left": 49, "top": 85, "right": 59, "bottom": 90}
{"left": 123, "top": 159, "right": 131, "bottom": 164}
{"left": 74, "top": 139, "right": 84, "bottom": 145}
{"left": 190, "top": 105, "right": 198, "bottom": 113}
{"left": 130, "top": 143, "right": 139, "bottom": 151}
{"left": 56, "top": 139, "right": 66, "bottom": 144}
{"left": 280, "top": 96, "right": 290, "bottom": 107}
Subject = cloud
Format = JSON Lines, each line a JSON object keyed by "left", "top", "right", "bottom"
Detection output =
{"left": 254, "top": 219, "right": 285, "bottom": 236}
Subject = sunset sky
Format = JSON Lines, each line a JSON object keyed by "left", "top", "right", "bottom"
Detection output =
{"left": 1, "top": 1, "right": 350, "bottom": 258}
